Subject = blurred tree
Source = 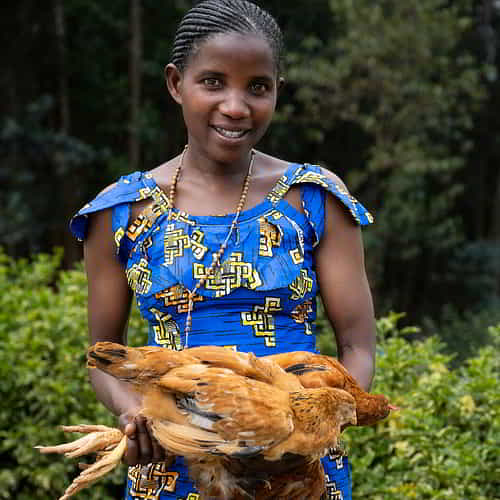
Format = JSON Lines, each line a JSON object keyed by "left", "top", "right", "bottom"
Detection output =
{"left": 275, "top": 0, "right": 489, "bottom": 319}
{"left": 0, "top": 0, "right": 498, "bottom": 328}
{"left": 465, "top": 0, "right": 500, "bottom": 296}
{"left": 128, "top": 0, "right": 142, "bottom": 172}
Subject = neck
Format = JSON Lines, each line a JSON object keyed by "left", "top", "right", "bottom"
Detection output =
{"left": 355, "top": 392, "right": 391, "bottom": 426}
{"left": 183, "top": 145, "right": 255, "bottom": 179}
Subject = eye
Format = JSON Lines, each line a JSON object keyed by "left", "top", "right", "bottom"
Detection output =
{"left": 202, "top": 77, "right": 222, "bottom": 89}
{"left": 249, "top": 82, "right": 270, "bottom": 96}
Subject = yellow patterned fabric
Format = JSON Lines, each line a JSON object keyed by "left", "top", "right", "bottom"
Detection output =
{"left": 70, "top": 162, "right": 370, "bottom": 499}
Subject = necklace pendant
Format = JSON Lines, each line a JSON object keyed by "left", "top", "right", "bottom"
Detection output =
{"left": 169, "top": 146, "right": 255, "bottom": 350}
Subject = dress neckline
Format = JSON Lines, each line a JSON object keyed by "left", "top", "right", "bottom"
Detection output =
{"left": 144, "top": 162, "right": 302, "bottom": 225}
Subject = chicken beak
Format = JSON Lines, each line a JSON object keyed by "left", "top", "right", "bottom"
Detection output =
{"left": 388, "top": 404, "right": 400, "bottom": 411}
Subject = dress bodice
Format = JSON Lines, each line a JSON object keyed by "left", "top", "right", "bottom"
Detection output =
{"left": 71, "top": 162, "right": 373, "bottom": 355}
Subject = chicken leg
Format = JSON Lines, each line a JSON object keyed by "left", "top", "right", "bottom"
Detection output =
{"left": 36, "top": 424, "right": 127, "bottom": 500}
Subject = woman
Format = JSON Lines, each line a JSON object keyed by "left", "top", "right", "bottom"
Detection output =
{"left": 71, "top": 1, "right": 376, "bottom": 498}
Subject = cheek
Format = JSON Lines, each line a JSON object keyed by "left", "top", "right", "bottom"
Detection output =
{"left": 181, "top": 91, "right": 215, "bottom": 117}
{"left": 255, "top": 98, "right": 277, "bottom": 122}
{"left": 250, "top": 91, "right": 275, "bottom": 111}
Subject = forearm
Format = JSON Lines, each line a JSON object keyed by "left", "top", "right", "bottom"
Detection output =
{"left": 89, "top": 369, "right": 142, "bottom": 417}
{"left": 338, "top": 345, "right": 375, "bottom": 392}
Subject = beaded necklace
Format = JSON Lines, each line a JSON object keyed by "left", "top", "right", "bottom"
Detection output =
{"left": 167, "top": 146, "right": 256, "bottom": 348}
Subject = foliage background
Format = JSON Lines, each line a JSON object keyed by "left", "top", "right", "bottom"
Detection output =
{"left": 1, "top": 0, "right": 500, "bottom": 499}
{"left": 0, "top": 252, "right": 498, "bottom": 499}
{"left": 2, "top": 0, "right": 500, "bottom": 342}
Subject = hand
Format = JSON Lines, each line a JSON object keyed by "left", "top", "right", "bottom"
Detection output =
{"left": 118, "top": 410, "right": 167, "bottom": 466}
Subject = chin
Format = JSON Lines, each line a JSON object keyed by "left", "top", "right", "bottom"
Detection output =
{"left": 209, "top": 143, "right": 255, "bottom": 165}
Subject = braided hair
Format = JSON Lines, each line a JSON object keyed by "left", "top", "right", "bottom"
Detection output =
{"left": 171, "top": 0, "right": 283, "bottom": 73}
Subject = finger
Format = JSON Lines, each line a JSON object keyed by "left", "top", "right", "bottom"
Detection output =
{"left": 118, "top": 412, "right": 133, "bottom": 432}
{"left": 124, "top": 421, "right": 137, "bottom": 438}
{"left": 135, "top": 417, "right": 153, "bottom": 464}
{"left": 150, "top": 435, "right": 166, "bottom": 463}
{"left": 146, "top": 421, "right": 166, "bottom": 462}
{"left": 124, "top": 435, "right": 140, "bottom": 466}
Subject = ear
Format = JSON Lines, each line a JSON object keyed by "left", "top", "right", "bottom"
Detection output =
{"left": 165, "top": 63, "right": 183, "bottom": 105}
{"left": 277, "top": 77, "right": 286, "bottom": 96}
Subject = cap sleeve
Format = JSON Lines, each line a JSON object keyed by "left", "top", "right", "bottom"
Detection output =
{"left": 292, "top": 165, "right": 374, "bottom": 246}
{"left": 69, "top": 171, "right": 152, "bottom": 262}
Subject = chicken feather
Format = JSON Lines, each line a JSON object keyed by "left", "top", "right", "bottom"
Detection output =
{"left": 266, "top": 351, "right": 397, "bottom": 425}
{"left": 155, "top": 365, "right": 294, "bottom": 447}
{"left": 37, "top": 342, "right": 396, "bottom": 499}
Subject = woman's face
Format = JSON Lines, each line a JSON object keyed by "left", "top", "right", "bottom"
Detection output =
{"left": 167, "top": 32, "right": 280, "bottom": 166}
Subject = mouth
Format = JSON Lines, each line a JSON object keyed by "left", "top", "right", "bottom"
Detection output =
{"left": 211, "top": 126, "right": 250, "bottom": 140}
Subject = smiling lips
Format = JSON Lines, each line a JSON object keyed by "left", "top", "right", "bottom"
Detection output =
{"left": 212, "top": 126, "right": 250, "bottom": 139}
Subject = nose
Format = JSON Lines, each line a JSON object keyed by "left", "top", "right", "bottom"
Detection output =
{"left": 219, "top": 90, "right": 250, "bottom": 119}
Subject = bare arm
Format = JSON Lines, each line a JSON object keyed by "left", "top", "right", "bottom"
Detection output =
{"left": 84, "top": 208, "right": 138, "bottom": 414}
{"left": 314, "top": 182, "right": 376, "bottom": 391}
{"left": 84, "top": 208, "right": 164, "bottom": 464}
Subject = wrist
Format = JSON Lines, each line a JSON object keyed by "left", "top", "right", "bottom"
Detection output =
{"left": 339, "top": 348, "right": 375, "bottom": 391}
{"left": 89, "top": 369, "right": 142, "bottom": 417}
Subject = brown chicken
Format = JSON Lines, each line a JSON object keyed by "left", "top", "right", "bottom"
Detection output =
{"left": 265, "top": 351, "right": 399, "bottom": 426}
{"left": 37, "top": 343, "right": 396, "bottom": 500}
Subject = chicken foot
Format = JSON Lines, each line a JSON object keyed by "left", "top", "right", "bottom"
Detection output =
{"left": 36, "top": 424, "right": 127, "bottom": 500}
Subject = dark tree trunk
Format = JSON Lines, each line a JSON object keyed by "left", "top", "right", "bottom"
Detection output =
{"left": 54, "top": 0, "right": 70, "bottom": 135}
{"left": 129, "top": 0, "right": 143, "bottom": 171}
{"left": 490, "top": 170, "right": 500, "bottom": 294}
{"left": 54, "top": 0, "right": 80, "bottom": 265}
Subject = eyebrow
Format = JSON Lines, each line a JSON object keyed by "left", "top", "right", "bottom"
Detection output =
{"left": 195, "top": 69, "right": 275, "bottom": 82}
{"left": 196, "top": 70, "right": 226, "bottom": 78}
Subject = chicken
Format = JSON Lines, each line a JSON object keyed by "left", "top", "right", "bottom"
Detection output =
{"left": 265, "top": 351, "right": 399, "bottom": 426}
{"left": 37, "top": 343, "right": 396, "bottom": 499}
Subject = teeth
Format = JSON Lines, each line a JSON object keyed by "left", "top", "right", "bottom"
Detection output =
{"left": 214, "top": 127, "right": 247, "bottom": 139}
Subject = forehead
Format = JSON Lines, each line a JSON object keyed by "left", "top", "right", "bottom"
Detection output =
{"left": 185, "top": 32, "right": 277, "bottom": 77}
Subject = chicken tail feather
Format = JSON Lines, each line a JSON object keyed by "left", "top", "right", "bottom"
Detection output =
{"left": 151, "top": 420, "right": 224, "bottom": 456}
{"left": 87, "top": 342, "right": 195, "bottom": 383}
{"left": 151, "top": 420, "right": 261, "bottom": 458}
{"left": 283, "top": 363, "right": 328, "bottom": 375}
{"left": 87, "top": 343, "right": 143, "bottom": 381}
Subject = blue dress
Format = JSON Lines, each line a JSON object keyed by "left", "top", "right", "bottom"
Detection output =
{"left": 71, "top": 161, "right": 373, "bottom": 500}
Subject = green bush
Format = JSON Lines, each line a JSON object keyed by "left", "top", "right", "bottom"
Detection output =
{"left": 322, "top": 312, "right": 500, "bottom": 500}
{"left": 0, "top": 249, "right": 147, "bottom": 500}
{"left": 1, "top": 252, "right": 498, "bottom": 499}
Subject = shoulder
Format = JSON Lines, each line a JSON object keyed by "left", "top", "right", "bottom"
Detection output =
{"left": 291, "top": 163, "right": 344, "bottom": 189}
{"left": 146, "top": 157, "right": 181, "bottom": 193}
{"left": 291, "top": 163, "right": 374, "bottom": 227}
{"left": 79, "top": 171, "right": 150, "bottom": 213}
{"left": 70, "top": 170, "right": 150, "bottom": 242}
{"left": 316, "top": 166, "right": 348, "bottom": 190}
{"left": 253, "top": 151, "right": 295, "bottom": 184}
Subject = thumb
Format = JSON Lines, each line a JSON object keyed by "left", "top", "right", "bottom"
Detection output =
{"left": 124, "top": 421, "right": 137, "bottom": 438}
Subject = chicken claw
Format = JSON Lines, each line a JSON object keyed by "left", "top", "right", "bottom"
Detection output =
{"left": 36, "top": 424, "right": 127, "bottom": 500}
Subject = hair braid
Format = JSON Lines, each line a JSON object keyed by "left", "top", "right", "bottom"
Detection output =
{"left": 171, "top": 0, "right": 283, "bottom": 73}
